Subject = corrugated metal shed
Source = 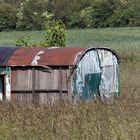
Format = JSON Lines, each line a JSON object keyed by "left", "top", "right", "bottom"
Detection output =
{"left": 0, "top": 47, "right": 120, "bottom": 104}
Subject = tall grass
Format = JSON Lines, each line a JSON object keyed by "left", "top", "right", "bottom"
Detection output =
{"left": 0, "top": 62, "right": 139, "bottom": 140}
{"left": 0, "top": 100, "right": 139, "bottom": 140}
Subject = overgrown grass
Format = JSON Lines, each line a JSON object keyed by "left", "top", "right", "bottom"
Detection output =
{"left": 0, "top": 62, "right": 139, "bottom": 140}
{"left": 0, "top": 101, "right": 139, "bottom": 140}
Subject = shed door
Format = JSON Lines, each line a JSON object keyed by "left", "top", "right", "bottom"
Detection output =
{"left": 83, "top": 73, "right": 101, "bottom": 100}
{"left": 73, "top": 49, "right": 119, "bottom": 101}
{"left": 98, "top": 50, "right": 119, "bottom": 98}
{"left": 0, "top": 75, "right": 5, "bottom": 100}
{"left": 73, "top": 50, "right": 101, "bottom": 101}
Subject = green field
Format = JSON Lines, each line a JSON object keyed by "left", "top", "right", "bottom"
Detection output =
{"left": 0, "top": 27, "right": 140, "bottom": 51}
{"left": 0, "top": 27, "right": 140, "bottom": 139}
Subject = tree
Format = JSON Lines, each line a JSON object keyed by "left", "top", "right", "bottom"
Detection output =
{"left": 0, "top": 2, "right": 17, "bottom": 31}
{"left": 16, "top": 0, "right": 50, "bottom": 30}
{"left": 91, "top": 0, "right": 119, "bottom": 28}
{"left": 47, "top": 0, "right": 93, "bottom": 28}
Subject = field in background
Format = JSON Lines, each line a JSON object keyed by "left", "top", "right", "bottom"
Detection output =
{"left": 0, "top": 27, "right": 140, "bottom": 50}
{"left": 0, "top": 27, "right": 140, "bottom": 139}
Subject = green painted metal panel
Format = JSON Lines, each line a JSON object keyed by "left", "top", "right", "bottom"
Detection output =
{"left": 82, "top": 73, "right": 101, "bottom": 100}
{"left": 0, "top": 67, "right": 10, "bottom": 74}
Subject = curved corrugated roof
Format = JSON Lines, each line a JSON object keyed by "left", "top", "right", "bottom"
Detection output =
{"left": 37, "top": 47, "right": 86, "bottom": 66}
{"left": 7, "top": 47, "right": 44, "bottom": 66}
{"left": 0, "top": 47, "right": 18, "bottom": 66}
{"left": 6, "top": 47, "right": 86, "bottom": 66}
{"left": 0, "top": 47, "right": 120, "bottom": 67}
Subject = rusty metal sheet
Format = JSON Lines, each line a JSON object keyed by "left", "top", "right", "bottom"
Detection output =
{"left": 6, "top": 47, "right": 86, "bottom": 66}
{"left": 5, "top": 47, "right": 120, "bottom": 66}
{"left": 7, "top": 47, "right": 45, "bottom": 66}
{"left": 38, "top": 47, "right": 86, "bottom": 66}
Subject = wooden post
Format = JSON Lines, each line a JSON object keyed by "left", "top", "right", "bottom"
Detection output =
{"left": 67, "top": 67, "right": 72, "bottom": 100}
{"left": 32, "top": 67, "right": 38, "bottom": 104}
{"left": 59, "top": 67, "right": 62, "bottom": 100}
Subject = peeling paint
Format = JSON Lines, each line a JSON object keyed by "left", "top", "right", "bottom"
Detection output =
{"left": 31, "top": 51, "right": 44, "bottom": 65}
{"left": 73, "top": 51, "right": 83, "bottom": 65}
{"left": 73, "top": 49, "right": 119, "bottom": 101}
{"left": 0, "top": 67, "right": 11, "bottom": 101}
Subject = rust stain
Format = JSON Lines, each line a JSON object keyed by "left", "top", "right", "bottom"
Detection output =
{"left": 7, "top": 47, "right": 44, "bottom": 66}
{"left": 6, "top": 47, "right": 86, "bottom": 66}
{"left": 2, "top": 47, "right": 120, "bottom": 67}
{"left": 38, "top": 47, "right": 86, "bottom": 66}
{"left": 31, "top": 50, "right": 45, "bottom": 65}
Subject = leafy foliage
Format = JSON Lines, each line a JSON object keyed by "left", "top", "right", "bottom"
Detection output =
{"left": 0, "top": 0, "right": 140, "bottom": 30}
{"left": 44, "top": 20, "right": 66, "bottom": 47}
{"left": 0, "top": 3, "right": 17, "bottom": 31}
{"left": 16, "top": 0, "right": 50, "bottom": 30}
{"left": 15, "top": 20, "right": 66, "bottom": 47}
{"left": 91, "top": 0, "right": 119, "bottom": 28}
{"left": 16, "top": 35, "right": 31, "bottom": 47}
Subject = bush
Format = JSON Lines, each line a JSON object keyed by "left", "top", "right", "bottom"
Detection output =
{"left": 15, "top": 20, "right": 66, "bottom": 47}
{"left": 16, "top": 35, "right": 31, "bottom": 47}
{"left": 44, "top": 20, "right": 66, "bottom": 47}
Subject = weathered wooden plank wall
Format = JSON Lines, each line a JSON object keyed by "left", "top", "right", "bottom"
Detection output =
{"left": 11, "top": 67, "right": 70, "bottom": 104}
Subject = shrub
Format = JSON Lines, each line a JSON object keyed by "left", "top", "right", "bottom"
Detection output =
{"left": 16, "top": 35, "right": 31, "bottom": 47}
{"left": 44, "top": 20, "right": 66, "bottom": 47}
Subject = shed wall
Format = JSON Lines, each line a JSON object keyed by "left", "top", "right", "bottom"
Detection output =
{"left": 11, "top": 67, "right": 70, "bottom": 104}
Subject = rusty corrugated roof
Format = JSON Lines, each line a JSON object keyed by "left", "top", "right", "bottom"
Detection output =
{"left": 0, "top": 47, "right": 120, "bottom": 67}
{"left": 6, "top": 47, "right": 86, "bottom": 66}
{"left": 7, "top": 47, "right": 45, "bottom": 66}
{"left": 38, "top": 47, "right": 86, "bottom": 66}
